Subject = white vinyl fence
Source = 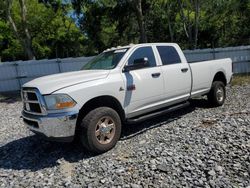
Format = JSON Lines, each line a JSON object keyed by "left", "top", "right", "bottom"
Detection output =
{"left": 0, "top": 45, "right": 249, "bottom": 93}
{"left": 0, "top": 57, "right": 94, "bottom": 93}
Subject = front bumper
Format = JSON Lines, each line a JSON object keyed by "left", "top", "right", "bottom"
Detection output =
{"left": 22, "top": 110, "right": 78, "bottom": 142}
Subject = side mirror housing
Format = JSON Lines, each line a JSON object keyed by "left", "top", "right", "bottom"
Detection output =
{"left": 123, "top": 57, "right": 149, "bottom": 72}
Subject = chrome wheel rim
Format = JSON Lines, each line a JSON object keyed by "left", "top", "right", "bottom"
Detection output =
{"left": 95, "top": 116, "right": 116, "bottom": 144}
{"left": 216, "top": 86, "right": 224, "bottom": 102}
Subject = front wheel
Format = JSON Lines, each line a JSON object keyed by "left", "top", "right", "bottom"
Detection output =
{"left": 79, "top": 107, "right": 121, "bottom": 154}
{"left": 207, "top": 81, "right": 226, "bottom": 107}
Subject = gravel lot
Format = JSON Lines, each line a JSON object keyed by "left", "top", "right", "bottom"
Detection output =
{"left": 0, "top": 84, "right": 249, "bottom": 188}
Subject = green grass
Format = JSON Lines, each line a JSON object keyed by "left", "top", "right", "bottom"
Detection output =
{"left": 231, "top": 74, "right": 250, "bottom": 86}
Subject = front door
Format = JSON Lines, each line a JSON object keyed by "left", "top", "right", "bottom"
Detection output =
{"left": 122, "top": 46, "right": 165, "bottom": 118}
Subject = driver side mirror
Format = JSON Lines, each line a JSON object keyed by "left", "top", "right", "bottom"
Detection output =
{"left": 123, "top": 57, "right": 149, "bottom": 72}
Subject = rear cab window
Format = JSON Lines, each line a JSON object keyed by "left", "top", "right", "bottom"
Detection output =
{"left": 156, "top": 46, "right": 181, "bottom": 65}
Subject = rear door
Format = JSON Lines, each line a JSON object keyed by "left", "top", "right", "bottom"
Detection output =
{"left": 156, "top": 45, "right": 191, "bottom": 103}
{"left": 122, "top": 46, "right": 165, "bottom": 117}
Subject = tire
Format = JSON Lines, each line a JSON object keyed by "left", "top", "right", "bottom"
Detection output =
{"left": 207, "top": 81, "right": 226, "bottom": 107}
{"left": 79, "top": 107, "right": 121, "bottom": 154}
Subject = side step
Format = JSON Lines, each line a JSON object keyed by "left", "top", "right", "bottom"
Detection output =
{"left": 126, "top": 101, "right": 190, "bottom": 124}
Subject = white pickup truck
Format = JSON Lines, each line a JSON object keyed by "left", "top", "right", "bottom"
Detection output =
{"left": 21, "top": 43, "right": 232, "bottom": 153}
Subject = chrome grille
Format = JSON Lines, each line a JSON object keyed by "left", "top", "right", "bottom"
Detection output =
{"left": 22, "top": 88, "right": 47, "bottom": 115}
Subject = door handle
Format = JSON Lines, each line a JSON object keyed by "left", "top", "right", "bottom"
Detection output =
{"left": 181, "top": 68, "right": 189, "bottom": 73}
{"left": 151, "top": 73, "right": 161, "bottom": 78}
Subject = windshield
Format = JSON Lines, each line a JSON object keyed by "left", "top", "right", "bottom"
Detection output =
{"left": 81, "top": 48, "right": 128, "bottom": 70}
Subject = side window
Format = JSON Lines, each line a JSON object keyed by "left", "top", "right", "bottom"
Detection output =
{"left": 156, "top": 46, "right": 181, "bottom": 65}
{"left": 128, "top": 47, "right": 156, "bottom": 68}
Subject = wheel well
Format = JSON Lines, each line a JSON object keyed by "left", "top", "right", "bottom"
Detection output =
{"left": 76, "top": 96, "right": 125, "bottom": 129}
{"left": 213, "top": 72, "right": 227, "bottom": 86}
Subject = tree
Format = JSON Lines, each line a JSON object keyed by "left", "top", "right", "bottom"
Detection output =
{"left": 72, "top": 0, "right": 148, "bottom": 45}
{"left": 199, "top": 0, "right": 250, "bottom": 48}
{"left": 148, "top": 0, "right": 177, "bottom": 42}
{"left": 128, "top": 0, "right": 147, "bottom": 43}
{"left": 0, "top": 0, "right": 24, "bottom": 61}
{"left": 194, "top": 0, "right": 199, "bottom": 48}
{"left": 176, "top": 0, "right": 200, "bottom": 49}
{"left": 1, "top": 0, "right": 85, "bottom": 61}
{"left": 1, "top": 0, "right": 250, "bottom": 61}
{"left": 7, "top": 0, "right": 35, "bottom": 59}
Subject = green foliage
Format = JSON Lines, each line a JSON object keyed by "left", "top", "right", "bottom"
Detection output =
{"left": 0, "top": 18, "right": 25, "bottom": 61}
{"left": 0, "top": 0, "right": 249, "bottom": 61}
{"left": 1, "top": 0, "right": 85, "bottom": 61}
{"left": 75, "top": 0, "right": 249, "bottom": 53}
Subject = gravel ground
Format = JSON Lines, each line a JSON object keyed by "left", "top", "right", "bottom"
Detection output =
{"left": 0, "top": 84, "right": 249, "bottom": 188}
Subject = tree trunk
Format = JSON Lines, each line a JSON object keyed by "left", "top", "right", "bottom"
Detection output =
{"left": 166, "top": 2, "right": 174, "bottom": 42}
{"left": 7, "top": 0, "right": 35, "bottom": 60}
{"left": 177, "top": 0, "right": 189, "bottom": 39}
{"left": 187, "top": 8, "right": 193, "bottom": 48}
{"left": 7, "top": 0, "right": 19, "bottom": 38}
{"left": 194, "top": 0, "right": 199, "bottom": 49}
{"left": 133, "top": 0, "right": 147, "bottom": 43}
{"left": 19, "top": 0, "right": 35, "bottom": 59}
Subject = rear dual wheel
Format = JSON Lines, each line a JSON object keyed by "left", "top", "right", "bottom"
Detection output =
{"left": 79, "top": 107, "right": 121, "bottom": 154}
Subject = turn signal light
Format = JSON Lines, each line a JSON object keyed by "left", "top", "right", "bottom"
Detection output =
{"left": 55, "top": 101, "right": 75, "bottom": 109}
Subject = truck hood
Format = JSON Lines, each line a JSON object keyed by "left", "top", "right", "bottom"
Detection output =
{"left": 23, "top": 70, "right": 110, "bottom": 94}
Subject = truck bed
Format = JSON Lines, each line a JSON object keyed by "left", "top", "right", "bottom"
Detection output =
{"left": 189, "top": 58, "right": 232, "bottom": 97}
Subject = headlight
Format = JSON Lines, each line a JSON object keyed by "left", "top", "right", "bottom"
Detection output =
{"left": 44, "top": 94, "right": 76, "bottom": 110}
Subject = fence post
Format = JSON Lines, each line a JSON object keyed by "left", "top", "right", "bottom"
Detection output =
{"left": 57, "top": 58, "right": 62, "bottom": 73}
{"left": 13, "top": 62, "right": 22, "bottom": 91}
{"left": 212, "top": 48, "right": 216, "bottom": 60}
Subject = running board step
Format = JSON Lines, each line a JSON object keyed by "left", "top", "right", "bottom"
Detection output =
{"left": 126, "top": 101, "right": 190, "bottom": 124}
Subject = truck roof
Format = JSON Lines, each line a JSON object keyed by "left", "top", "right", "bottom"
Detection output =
{"left": 103, "top": 44, "right": 134, "bottom": 52}
{"left": 103, "top": 43, "right": 178, "bottom": 52}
